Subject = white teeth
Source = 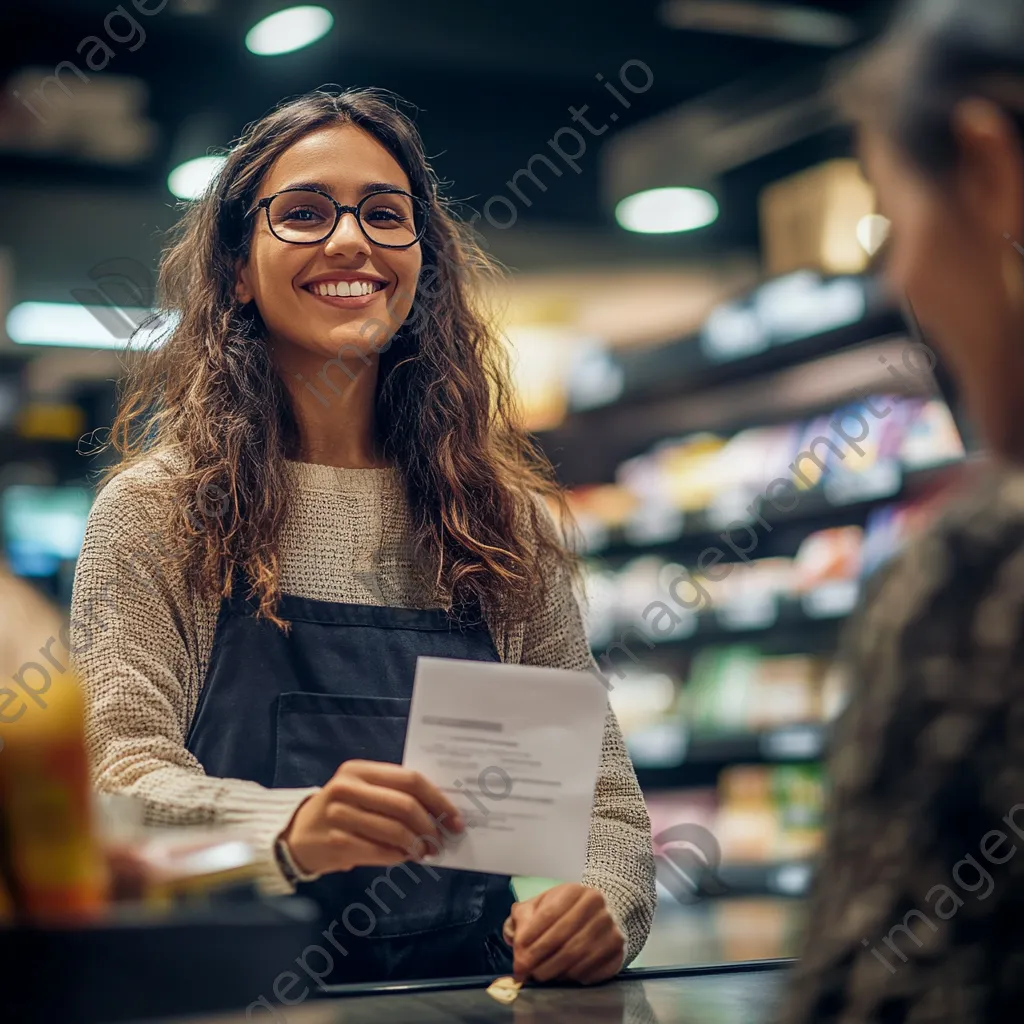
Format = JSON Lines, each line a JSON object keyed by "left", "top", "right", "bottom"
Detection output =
{"left": 313, "top": 280, "right": 381, "bottom": 297}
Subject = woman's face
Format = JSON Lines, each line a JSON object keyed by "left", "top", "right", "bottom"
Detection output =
{"left": 236, "top": 123, "right": 423, "bottom": 381}
{"left": 861, "top": 114, "right": 1024, "bottom": 458}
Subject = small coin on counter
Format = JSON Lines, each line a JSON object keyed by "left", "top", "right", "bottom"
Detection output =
{"left": 487, "top": 976, "right": 523, "bottom": 1004}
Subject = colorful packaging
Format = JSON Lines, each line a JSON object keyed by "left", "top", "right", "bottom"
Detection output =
{"left": 793, "top": 526, "right": 863, "bottom": 593}
{"left": 0, "top": 671, "right": 109, "bottom": 923}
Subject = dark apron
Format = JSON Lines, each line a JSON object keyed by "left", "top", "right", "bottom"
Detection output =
{"left": 184, "top": 584, "right": 516, "bottom": 983}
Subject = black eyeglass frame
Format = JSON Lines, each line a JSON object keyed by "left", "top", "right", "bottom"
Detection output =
{"left": 247, "top": 186, "right": 429, "bottom": 249}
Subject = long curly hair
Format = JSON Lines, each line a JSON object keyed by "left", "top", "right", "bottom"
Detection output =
{"left": 104, "top": 87, "right": 577, "bottom": 628}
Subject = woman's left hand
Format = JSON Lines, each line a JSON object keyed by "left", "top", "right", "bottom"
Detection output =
{"left": 502, "top": 883, "right": 626, "bottom": 985}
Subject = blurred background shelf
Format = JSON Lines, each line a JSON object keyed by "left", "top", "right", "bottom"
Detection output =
{"left": 587, "top": 461, "right": 963, "bottom": 560}
{"left": 561, "top": 274, "right": 901, "bottom": 415}
{"left": 715, "top": 860, "right": 816, "bottom": 899}
{"left": 637, "top": 722, "right": 827, "bottom": 771}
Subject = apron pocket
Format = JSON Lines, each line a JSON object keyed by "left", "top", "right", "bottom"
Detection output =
{"left": 273, "top": 692, "right": 411, "bottom": 788}
{"left": 274, "top": 690, "right": 489, "bottom": 938}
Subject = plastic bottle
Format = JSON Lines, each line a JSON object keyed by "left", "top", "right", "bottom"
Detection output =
{"left": 0, "top": 670, "right": 108, "bottom": 923}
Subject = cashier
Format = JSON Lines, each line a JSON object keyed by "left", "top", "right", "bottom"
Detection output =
{"left": 69, "top": 87, "right": 655, "bottom": 985}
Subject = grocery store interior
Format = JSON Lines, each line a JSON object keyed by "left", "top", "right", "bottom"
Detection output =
{"left": 0, "top": 0, "right": 976, "bottom": 1018}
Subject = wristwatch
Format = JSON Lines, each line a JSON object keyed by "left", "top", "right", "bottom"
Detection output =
{"left": 274, "top": 834, "right": 319, "bottom": 886}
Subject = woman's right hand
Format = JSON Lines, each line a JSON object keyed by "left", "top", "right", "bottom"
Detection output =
{"left": 280, "top": 759, "right": 466, "bottom": 876}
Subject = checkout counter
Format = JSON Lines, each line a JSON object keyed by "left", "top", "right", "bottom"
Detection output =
{"left": 158, "top": 961, "right": 791, "bottom": 1024}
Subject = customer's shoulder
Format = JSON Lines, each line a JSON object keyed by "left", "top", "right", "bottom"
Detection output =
{"left": 928, "top": 465, "right": 1024, "bottom": 562}
{"left": 863, "top": 466, "right": 1024, "bottom": 618}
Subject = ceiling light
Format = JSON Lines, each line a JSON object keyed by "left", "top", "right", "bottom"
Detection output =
{"left": 856, "top": 214, "right": 891, "bottom": 256}
{"left": 245, "top": 6, "right": 334, "bottom": 56}
{"left": 167, "top": 154, "right": 227, "bottom": 199}
{"left": 6, "top": 302, "right": 176, "bottom": 350}
{"left": 615, "top": 187, "right": 719, "bottom": 234}
{"left": 659, "top": 0, "right": 856, "bottom": 48}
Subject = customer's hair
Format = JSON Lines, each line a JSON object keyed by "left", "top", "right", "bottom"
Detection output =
{"left": 842, "top": 0, "right": 1024, "bottom": 178}
{"left": 104, "top": 87, "right": 575, "bottom": 628}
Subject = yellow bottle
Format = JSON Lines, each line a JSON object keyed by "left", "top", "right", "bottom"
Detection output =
{"left": 0, "top": 670, "right": 108, "bottom": 923}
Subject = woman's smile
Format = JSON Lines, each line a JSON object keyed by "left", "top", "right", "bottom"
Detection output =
{"left": 300, "top": 273, "right": 389, "bottom": 311}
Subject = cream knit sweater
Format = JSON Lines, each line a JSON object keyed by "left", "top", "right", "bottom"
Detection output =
{"left": 70, "top": 456, "right": 656, "bottom": 964}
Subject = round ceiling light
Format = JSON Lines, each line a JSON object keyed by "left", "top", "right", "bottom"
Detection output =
{"left": 615, "top": 187, "right": 719, "bottom": 234}
{"left": 245, "top": 6, "right": 334, "bottom": 56}
{"left": 167, "top": 154, "right": 227, "bottom": 200}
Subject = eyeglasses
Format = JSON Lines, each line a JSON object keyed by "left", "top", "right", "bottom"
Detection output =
{"left": 248, "top": 186, "right": 428, "bottom": 249}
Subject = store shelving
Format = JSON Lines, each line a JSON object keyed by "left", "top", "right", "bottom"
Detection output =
{"left": 556, "top": 271, "right": 970, "bottom": 901}
{"left": 564, "top": 271, "right": 898, "bottom": 414}
{"left": 714, "top": 860, "right": 816, "bottom": 899}
{"left": 583, "top": 461, "right": 962, "bottom": 561}
{"left": 635, "top": 723, "right": 827, "bottom": 774}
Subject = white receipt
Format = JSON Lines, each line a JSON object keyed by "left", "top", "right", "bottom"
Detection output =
{"left": 401, "top": 656, "right": 609, "bottom": 880}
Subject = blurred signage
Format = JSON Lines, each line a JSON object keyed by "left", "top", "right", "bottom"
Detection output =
{"left": 700, "top": 270, "right": 867, "bottom": 363}
{"left": 16, "top": 401, "right": 86, "bottom": 440}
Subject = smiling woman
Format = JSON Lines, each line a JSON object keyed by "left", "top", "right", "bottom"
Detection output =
{"left": 70, "top": 86, "right": 656, "bottom": 987}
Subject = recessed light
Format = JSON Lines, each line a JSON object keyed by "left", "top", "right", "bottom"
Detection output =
{"left": 245, "top": 6, "right": 334, "bottom": 56}
{"left": 615, "top": 187, "right": 719, "bottom": 234}
{"left": 167, "top": 154, "right": 227, "bottom": 200}
{"left": 6, "top": 302, "right": 176, "bottom": 350}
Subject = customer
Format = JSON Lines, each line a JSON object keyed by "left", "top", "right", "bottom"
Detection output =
{"left": 783, "top": 1, "right": 1024, "bottom": 1020}
{"left": 70, "top": 87, "right": 655, "bottom": 984}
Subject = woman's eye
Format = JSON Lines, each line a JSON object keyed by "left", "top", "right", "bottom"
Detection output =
{"left": 283, "top": 206, "right": 325, "bottom": 222}
{"left": 364, "top": 206, "right": 406, "bottom": 225}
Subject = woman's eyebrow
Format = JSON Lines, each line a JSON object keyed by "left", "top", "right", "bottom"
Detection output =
{"left": 359, "top": 180, "right": 408, "bottom": 195}
{"left": 276, "top": 179, "right": 333, "bottom": 194}
{"left": 272, "top": 179, "right": 409, "bottom": 197}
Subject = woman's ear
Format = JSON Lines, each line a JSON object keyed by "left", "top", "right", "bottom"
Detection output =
{"left": 235, "top": 259, "right": 254, "bottom": 305}
{"left": 953, "top": 98, "right": 1024, "bottom": 245}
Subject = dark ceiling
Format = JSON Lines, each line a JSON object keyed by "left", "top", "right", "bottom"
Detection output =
{"left": 0, "top": 0, "right": 896, "bottom": 305}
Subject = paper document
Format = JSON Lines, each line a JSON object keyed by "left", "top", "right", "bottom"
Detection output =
{"left": 401, "top": 656, "right": 608, "bottom": 880}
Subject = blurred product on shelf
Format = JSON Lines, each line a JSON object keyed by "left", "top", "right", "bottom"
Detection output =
{"left": 860, "top": 489, "right": 951, "bottom": 582}
{"left": 686, "top": 648, "right": 832, "bottom": 734}
{"left": 560, "top": 395, "right": 964, "bottom": 554}
{"left": 793, "top": 527, "right": 862, "bottom": 594}
{"left": 645, "top": 763, "right": 825, "bottom": 874}
{"left": 607, "top": 643, "right": 849, "bottom": 772}
{"left": 584, "top": 523, "right": 869, "bottom": 646}
{"left": 619, "top": 433, "right": 728, "bottom": 515}
{"left": 900, "top": 397, "right": 965, "bottom": 470}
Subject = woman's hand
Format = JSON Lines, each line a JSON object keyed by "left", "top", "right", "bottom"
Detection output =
{"left": 281, "top": 759, "right": 465, "bottom": 876}
{"left": 503, "top": 883, "right": 626, "bottom": 985}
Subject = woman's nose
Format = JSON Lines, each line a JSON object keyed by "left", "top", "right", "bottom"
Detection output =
{"left": 323, "top": 210, "right": 371, "bottom": 258}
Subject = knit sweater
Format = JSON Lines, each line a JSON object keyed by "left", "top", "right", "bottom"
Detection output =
{"left": 69, "top": 455, "right": 656, "bottom": 964}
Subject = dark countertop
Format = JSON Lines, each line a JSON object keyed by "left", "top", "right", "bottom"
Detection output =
{"left": 159, "top": 961, "right": 791, "bottom": 1024}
